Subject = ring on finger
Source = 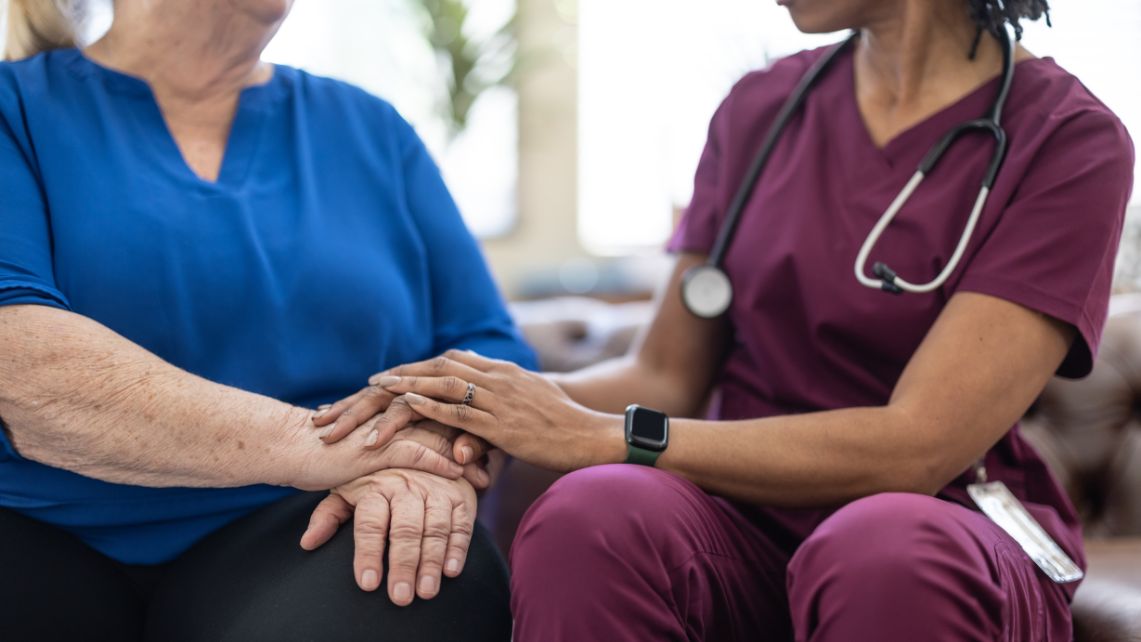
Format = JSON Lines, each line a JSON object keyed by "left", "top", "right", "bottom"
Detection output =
{"left": 462, "top": 382, "right": 476, "bottom": 406}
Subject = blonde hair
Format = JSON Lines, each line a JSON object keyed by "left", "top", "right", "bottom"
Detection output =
{"left": 5, "top": 0, "right": 87, "bottom": 60}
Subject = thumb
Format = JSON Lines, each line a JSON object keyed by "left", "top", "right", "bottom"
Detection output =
{"left": 454, "top": 434, "right": 491, "bottom": 465}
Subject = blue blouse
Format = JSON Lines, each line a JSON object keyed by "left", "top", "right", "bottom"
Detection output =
{"left": 0, "top": 50, "right": 536, "bottom": 564}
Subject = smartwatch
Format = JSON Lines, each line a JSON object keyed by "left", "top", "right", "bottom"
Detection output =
{"left": 624, "top": 404, "right": 669, "bottom": 467}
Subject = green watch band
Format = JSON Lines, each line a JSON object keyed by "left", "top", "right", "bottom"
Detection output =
{"left": 624, "top": 404, "right": 669, "bottom": 467}
{"left": 625, "top": 444, "right": 663, "bottom": 467}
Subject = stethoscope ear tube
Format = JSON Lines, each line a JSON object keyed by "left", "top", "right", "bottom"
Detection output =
{"left": 683, "top": 25, "right": 1016, "bottom": 316}
{"left": 857, "top": 25, "right": 1013, "bottom": 294}
{"left": 855, "top": 175, "right": 993, "bottom": 295}
{"left": 857, "top": 20, "right": 1013, "bottom": 294}
{"left": 918, "top": 120, "right": 1008, "bottom": 184}
{"left": 982, "top": 127, "right": 1008, "bottom": 189}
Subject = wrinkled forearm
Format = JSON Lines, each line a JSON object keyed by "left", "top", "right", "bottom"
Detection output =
{"left": 0, "top": 305, "right": 348, "bottom": 489}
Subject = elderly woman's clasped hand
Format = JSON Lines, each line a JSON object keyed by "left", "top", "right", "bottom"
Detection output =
{"left": 307, "top": 349, "right": 621, "bottom": 605}
{"left": 300, "top": 467, "right": 476, "bottom": 606}
{"left": 308, "top": 396, "right": 509, "bottom": 605}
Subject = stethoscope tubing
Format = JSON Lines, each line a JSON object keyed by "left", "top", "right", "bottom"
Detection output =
{"left": 854, "top": 175, "right": 991, "bottom": 294}
{"left": 855, "top": 26, "right": 1014, "bottom": 293}
{"left": 682, "top": 25, "right": 1016, "bottom": 317}
{"left": 706, "top": 33, "right": 860, "bottom": 268}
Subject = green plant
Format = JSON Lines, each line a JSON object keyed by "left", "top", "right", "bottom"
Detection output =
{"left": 410, "top": 0, "right": 518, "bottom": 136}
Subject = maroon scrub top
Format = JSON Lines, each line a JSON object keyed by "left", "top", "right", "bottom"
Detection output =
{"left": 668, "top": 43, "right": 1135, "bottom": 589}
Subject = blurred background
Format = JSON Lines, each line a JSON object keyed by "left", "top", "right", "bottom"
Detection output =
{"left": 89, "top": 0, "right": 1141, "bottom": 300}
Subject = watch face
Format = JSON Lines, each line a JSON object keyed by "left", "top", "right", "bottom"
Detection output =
{"left": 626, "top": 406, "right": 669, "bottom": 451}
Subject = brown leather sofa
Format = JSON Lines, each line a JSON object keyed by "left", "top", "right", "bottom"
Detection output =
{"left": 485, "top": 296, "right": 1141, "bottom": 641}
{"left": 1023, "top": 295, "right": 1141, "bottom": 640}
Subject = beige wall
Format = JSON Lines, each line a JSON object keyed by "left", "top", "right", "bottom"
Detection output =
{"left": 482, "top": 0, "right": 586, "bottom": 297}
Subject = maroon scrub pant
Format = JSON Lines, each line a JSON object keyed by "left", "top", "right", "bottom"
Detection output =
{"left": 510, "top": 464, "right": 1073, "bottom": 642}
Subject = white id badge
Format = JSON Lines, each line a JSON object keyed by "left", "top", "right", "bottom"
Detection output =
{"left": 967, "top": 479, "right": 1084, "bottom": 584}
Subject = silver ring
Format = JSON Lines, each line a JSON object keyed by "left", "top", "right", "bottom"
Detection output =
{"left": 462, "top": 382, "right": 476, "bottom": 406}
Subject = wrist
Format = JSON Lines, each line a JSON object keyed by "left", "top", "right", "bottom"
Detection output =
{"left": 586, "top": 411, "right": 627, "bottom": 468}
{"left": 273, "top": 406, "right": 327, "bottom": 489}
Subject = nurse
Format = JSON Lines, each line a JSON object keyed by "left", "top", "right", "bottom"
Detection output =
{"left": 0, "top": 0, "right": 533, "bottom": 640}
{"left": 318, "top": 0, "right": 1135, "bottom": 640}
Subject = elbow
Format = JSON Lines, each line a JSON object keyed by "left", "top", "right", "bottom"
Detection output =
{"left": 899, "top": 471, "right": 949, "bottom": 497}
{"left": 0, "top": 416, "right": 20, "bottom": 457}
{"left": 871, "top": 419, "right": 964, "bottom": 497}
{"left": 0, "top": 416, "right": 52, "bottom": 465}
{"left": 867, "top": 456, "right": 945, "bottom": 497}
{"left": 896, "top": 446, "right": 952, "bottom": 496}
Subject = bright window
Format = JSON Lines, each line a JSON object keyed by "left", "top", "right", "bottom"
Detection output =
{"left": 263, "top": 0, "right": 519, "bottom": 238}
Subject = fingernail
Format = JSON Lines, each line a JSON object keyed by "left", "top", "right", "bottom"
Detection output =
{"left": 418, "top": 575, "right": 437, "bottom": 596}
{"left": 394, "top": 582, "right": 413, "bottom": 603}
{"left": 361, "top": 569, "right": 379, "bottom": 591}
{"left": 318, "top": 404, "right": 332, "bottom": 411}
{"left": 365, "top": 430, "right": 379, "bottom": 447}
{"left": 445, "top": 558, "right": 460, "bottom": 575}
{"left": 460, "top": 446, "right": 474, "bottom": 464}
{"left": 478, "top": 468, "right": 490, "bottom": 486}
{"left": 313, "top": 409, "right": 327, "bottom": 419}
{"left": 368, "top": 372, "right": 388, "bottom": 385}
{"left": 318, "top": 425, "right": 333, "bottom": 439}
{"left": 405, "top": 393, "right": 425, "bottom": 405}
{"left": 374, "top": 375, "right": 401, "bottom": 387}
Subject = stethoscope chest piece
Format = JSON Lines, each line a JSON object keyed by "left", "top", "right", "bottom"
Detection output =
{"left": 681, "top": 264, "right": 734, "bottom": 319}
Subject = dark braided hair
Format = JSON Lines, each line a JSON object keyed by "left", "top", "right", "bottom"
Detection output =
{"left": 965, "top": 0, "right": 1052, "bottom": 58}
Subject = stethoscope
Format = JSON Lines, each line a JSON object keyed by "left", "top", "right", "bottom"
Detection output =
{"left": 681, "top": 26, "right": 1015, "bottom": 319}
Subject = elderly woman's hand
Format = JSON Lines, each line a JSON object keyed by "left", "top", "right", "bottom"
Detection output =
{"left": 313, "top": 388, "right": 499, "bottom": 490}
{"left": 294, "top": 422, "right": 471, "bottom": 491}
{"left": 363, "top": 350, "right": 623, "bottom": 472}
{"left": 299, "top": 469, "right": 477, "bottom": 606}
{"left": 404, "top": 420, "right": 500, "bottom": 490}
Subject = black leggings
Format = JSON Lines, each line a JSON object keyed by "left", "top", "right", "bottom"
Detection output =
{"left": 0, "top": 493, "right": 511, "bottom": 642}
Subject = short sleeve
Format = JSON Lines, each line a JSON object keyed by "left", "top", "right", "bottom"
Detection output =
{"left": 0, "top": 107, "right": 70, "bottom": 311}
{"left": 395, "top": 118, "right": 538, "bottom": 370}
{"left": 955, "top": 111, "right": 1135, "bottom": 378}
{"left": 0, "top": 102, "right": 70, "bottom": 461}
{"left": 666, "top": 94, "right": 734, "bottom": 255}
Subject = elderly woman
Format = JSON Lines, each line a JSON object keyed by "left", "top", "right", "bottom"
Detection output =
{"left": 0, "top": 0, "right": 532, "bottom": 640}
{"left": 320, "top": 0, "right": 1136, "bottom": 640}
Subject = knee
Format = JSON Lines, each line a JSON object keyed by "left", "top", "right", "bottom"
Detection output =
{"left": 510, "top": 464, "right": 688, "bottom": 571}
{"left": 788, "top": 493, "right": 985, "bottom": 599}
{"left": 447, "top": 525, "right": 510, "bottom": 600}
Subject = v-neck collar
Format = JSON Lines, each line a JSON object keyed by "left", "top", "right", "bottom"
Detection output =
{"left": 62, "top": 49, "right": 286, "bottom": 190}
{"left": 837, "top": 47, "right": 1053, "bottom": 170}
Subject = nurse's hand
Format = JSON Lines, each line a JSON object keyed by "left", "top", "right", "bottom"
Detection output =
{"left": 314, "top": 372, "right": 494, "bottom": 467}
{"left": 299, "top": 468, "right": 477, "bottom": 606}
{"left": 311, "top": 384, "right": 400, "bottom": 444}
{"left": 314, "top": 389, "right": 497, "bottom": 489}
{"left": 365, "top": 350, "right": 624, "bottom": 472}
